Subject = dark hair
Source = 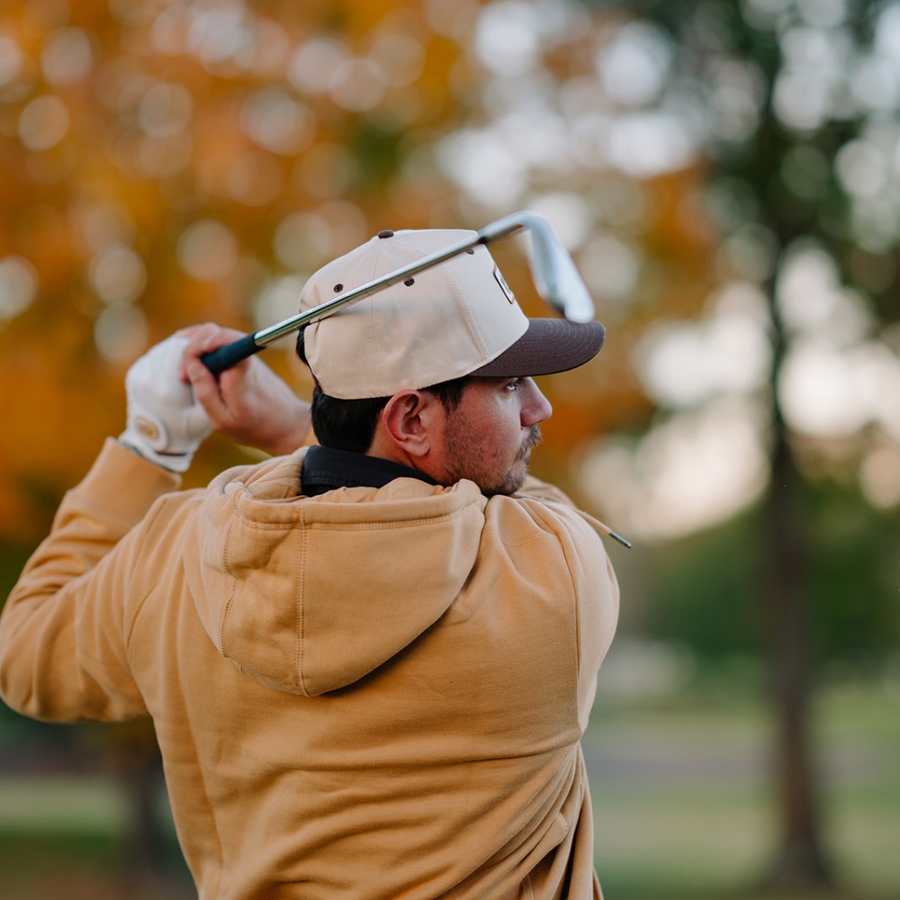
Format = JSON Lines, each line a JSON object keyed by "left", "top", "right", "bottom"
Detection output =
{"left": 297, "top": 328, "right": 469, "bottom": 453}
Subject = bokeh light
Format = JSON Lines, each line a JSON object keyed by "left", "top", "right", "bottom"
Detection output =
{"left": 177, "top": 220, "right": 238, "bottom": 282}
{"left": 89, "top": 244, "right": 147, "bottom": 306}
{"left": 0, "top": 256, "right": 38, "bottom": 321}
{"left": 41, "top": 27, "right": 92, "bottom": 86}
{"left": 18, "top": 94, "right": 69, "bottom": 149}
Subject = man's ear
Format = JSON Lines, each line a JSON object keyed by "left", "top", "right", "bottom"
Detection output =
{"left": 379, "top": 390, "right": 440, "bottom": 460}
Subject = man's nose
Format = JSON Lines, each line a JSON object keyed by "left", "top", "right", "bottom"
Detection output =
{"left": 521, "top": 378, "right": 553, "bottom": 426}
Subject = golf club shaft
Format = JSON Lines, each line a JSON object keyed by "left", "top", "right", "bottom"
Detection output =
{"left": 200, "top": 214, "right": 551, "bottom": 375}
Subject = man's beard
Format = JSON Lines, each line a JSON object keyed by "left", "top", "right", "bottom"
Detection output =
{"left": 495, "top": 424, "right": 542, "bottom": 495}
{"left": 443, "top": 423, "right": 543, "bottom": 497}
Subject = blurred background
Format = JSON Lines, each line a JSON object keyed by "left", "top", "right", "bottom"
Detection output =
{"left": 0, "top": 0, "right": 899, "bottom": 897}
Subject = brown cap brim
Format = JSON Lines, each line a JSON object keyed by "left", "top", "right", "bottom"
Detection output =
{"left": 472, "top": 318, "right": 605, "bottom": 379}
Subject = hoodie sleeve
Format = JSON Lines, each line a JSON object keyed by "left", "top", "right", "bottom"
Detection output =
{"left": 0, "top": 438, "right": 180, "bottom": 722}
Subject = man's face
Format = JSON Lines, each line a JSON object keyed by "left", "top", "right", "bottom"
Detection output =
{"left": 435, "top": 376, "right": 553, "bottom": 496}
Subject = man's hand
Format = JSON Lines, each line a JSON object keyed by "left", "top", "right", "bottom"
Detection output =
{"left": 119, "top": 335, "right": 214, "bottom": 472}
{"left": 180, "top": 323, "right": 312, "bottom": 457}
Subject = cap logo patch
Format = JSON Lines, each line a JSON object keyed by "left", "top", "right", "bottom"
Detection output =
{"left": 493, "top": 265, "right": 515, "bottom": 304}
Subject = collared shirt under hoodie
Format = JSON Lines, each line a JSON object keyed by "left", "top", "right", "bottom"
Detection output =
{"left": 300, "top": 444, "right": 439, "bottom": 496}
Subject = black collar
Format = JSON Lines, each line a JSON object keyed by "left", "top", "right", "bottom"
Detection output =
{"left": 300, "top": 445, "right": 439, "bottom": 497}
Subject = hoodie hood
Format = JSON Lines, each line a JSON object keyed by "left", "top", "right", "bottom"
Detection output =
{"left": 183, "top": 450, "right": 488, "bottom": 697}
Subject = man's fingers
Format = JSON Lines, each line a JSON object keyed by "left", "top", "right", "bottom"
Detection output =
{"left": 180, "top": 324, "right": 247, "bottom": 382}
{"left": 184, "top": 356, "right": 226, "bottom": 420}
{"left": 176, "top": 323, "right": 309, "bottom": 453}
{"left": 185, "top": 340, "right": 258, "bottom": 431}
{"left": 180, "top": 324, "right": 216, "bottom": 382}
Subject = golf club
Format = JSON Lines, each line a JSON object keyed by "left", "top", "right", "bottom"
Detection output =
{"left": 199, "top": 211, "right": 596, "bottom": 376}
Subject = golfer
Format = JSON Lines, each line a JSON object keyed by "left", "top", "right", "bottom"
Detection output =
{"left": 0, "top": 227, "right": 620, "bottom": 899}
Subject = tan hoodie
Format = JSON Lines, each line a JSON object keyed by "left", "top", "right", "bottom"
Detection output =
{"left": 0, "top": 439, "right": 619, "bottom": 900}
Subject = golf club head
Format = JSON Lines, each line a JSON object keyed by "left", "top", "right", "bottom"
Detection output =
{"left": 478, "top": 213, "right": 595, "bottom": 323}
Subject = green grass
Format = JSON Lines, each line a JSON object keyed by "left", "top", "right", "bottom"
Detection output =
{"left": 585, "top": 678, "right": 900, "bottom": 899}
{"left": 0, "top": 775, "right": 130, "bottom": 833}
{"left": 0, "top": 774, "right": 192, "bottom": 899}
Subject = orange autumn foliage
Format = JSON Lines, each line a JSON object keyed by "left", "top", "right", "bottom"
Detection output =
{"left": 0, "top": 0, "right": 713, "bottom": 546}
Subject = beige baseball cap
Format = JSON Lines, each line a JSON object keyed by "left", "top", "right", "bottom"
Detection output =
{"left": 298, "top": 228, "right": 605, "bottom": 399}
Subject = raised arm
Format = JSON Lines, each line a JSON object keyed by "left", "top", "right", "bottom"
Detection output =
{"left": 0, "top": 325, "right": 312, "bottom": 721}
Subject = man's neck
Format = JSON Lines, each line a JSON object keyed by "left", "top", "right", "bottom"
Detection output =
{"left": 365, "top": 431, "right": 417, "bottom": 471}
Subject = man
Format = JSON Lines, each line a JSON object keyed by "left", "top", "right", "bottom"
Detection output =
{"left": 0, "top": 227, "right": 620, "bottom": 899}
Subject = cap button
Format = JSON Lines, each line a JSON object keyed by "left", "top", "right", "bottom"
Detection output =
{"left": 377, "top": 230, "right": 394, "bottom": 239}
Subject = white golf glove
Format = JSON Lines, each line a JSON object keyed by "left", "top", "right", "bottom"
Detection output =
{"left": 119, "top": 335, "right": 212, "bottom": 472}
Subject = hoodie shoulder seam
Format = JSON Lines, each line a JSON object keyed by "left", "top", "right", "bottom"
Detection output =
{"left": 295, "top": 505, "right": 309, "bottom": 698}
{"left": 225, "top": 495, "right": 483, "bottom": 533}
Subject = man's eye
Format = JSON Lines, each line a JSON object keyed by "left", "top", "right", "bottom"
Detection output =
{"left": 505, "top": 378, "right": 522, "bottom": 391}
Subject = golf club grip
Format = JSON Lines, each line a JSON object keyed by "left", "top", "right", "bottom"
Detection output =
{"left": 200, "top": 333, "right": 261, "bottom": 375}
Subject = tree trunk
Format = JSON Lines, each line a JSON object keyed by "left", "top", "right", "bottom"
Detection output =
{"left": 760, "top": 272, "right": 833, "bottom": 891}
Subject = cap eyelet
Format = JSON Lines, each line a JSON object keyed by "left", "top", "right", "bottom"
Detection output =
{"left": 404, "top": 278, "right": 415, "bottom": 286}
{"left": 333, "top": 283, "right": 343, "bottom": 292}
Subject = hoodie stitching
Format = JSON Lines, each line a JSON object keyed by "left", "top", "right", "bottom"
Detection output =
{"left": 295, "top": 508, "right": 308, "bottom": 697}
{"left": 494, "top": 530, "right": 557, "bottom": 549}
{"left": 298, "top": 507, "right": 482, "bottom": 532}
{"left": 124, "top": 497, "right": 176, "bottom": 648}
{"left": 227, "top": 504, "right": 482, "bottom": 533}
{"left": 303, "top": 520, "right": 467, "bottom": 533}
{"left": 218, "top": 517, "right": 238, "bottom": 659}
